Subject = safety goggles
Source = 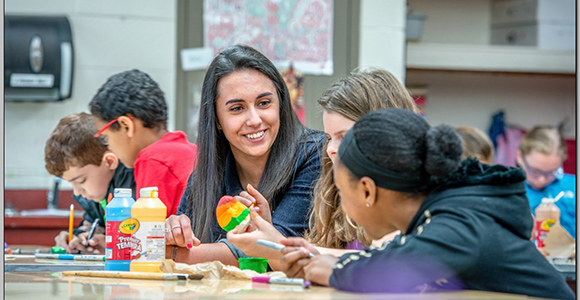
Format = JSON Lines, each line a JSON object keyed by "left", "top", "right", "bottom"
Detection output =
{"left": 522, "top": 156, "right": 563, "bottom": 180}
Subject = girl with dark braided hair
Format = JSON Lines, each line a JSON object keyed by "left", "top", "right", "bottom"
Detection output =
{"left": 279, "top": 108, "right": 574, "bottom": 299}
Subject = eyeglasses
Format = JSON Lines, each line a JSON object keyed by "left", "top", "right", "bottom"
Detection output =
{"left": 95, "top": 135, "right": 109, "bottom": 147}
{"left": 93, "top": 116, "right": 133, "bottom": 138}
{"left": 521, "top": 156, "right": 563, "bottom": 180}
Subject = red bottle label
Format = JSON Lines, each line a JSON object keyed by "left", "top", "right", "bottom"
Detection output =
{"left": 106, "top": 219, "right": 140, "bottom": 260}
{"left": 534, "top": 218, "right": 557, "bottom": 248}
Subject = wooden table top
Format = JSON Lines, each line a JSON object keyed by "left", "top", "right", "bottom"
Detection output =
{"left": 4, "top": 253, "right": 549, "bottom": 300}
{"left": 5, "top": 254, "right": 105, "bottom": 272}
{"left": 4, "top": 246, "right": 573, "bottom": 299}
{"left": 5, "top": 271, "right": 550, "bottom": 300}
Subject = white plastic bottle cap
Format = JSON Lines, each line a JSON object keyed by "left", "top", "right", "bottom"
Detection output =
{"left": 140, "top": 187, "right": 159, "bottom": 198}
{"left": 114, "top": 188, "right": 132, "bottom": 198}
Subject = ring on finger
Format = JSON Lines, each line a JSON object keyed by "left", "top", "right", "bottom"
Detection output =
{"left": 171, "top": 225, "right": 182, "bottom": 230}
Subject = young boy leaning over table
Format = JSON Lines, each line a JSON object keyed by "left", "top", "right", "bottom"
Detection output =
{"left": 45, "top": 112, "right": 135, "bottom": 254}
{"left": 89, "top": 69, "right": 198, "bottom": 218}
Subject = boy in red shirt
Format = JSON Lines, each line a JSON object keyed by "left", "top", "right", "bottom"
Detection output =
{"left": 89, "top": 69, "right": 197, "bottom": 217}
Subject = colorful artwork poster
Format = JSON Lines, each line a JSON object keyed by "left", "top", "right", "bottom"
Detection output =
{"left": 204, "top": 0, "right": 333, "bottom": 75}
{"left": 280, "top": 65, "right": 306, "bottom": 124}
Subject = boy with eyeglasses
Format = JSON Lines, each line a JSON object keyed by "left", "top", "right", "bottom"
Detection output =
{"left": 89, "top": 69, "right": 197, "bottom": 217}
{"left": 516, "top": 125, "right": 576, "bottom": 239}
{"left": 45, "top": 113, "right": 135, "bottom": 253}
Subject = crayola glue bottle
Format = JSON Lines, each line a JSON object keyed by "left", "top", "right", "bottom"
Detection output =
{"left": 105, "top": 188, "right": 136, "bottom": 271}
{"left": 130, "top": 187, "right": 166, "bottom": 273}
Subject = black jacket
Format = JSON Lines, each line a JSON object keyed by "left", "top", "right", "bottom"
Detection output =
{"left": 72, "top": 162, "right": 135, "bottom": 234}
{"left": 329, "top": 159, "right": 574, "bottom": 299}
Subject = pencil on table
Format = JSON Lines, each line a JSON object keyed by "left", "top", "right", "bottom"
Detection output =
{"left": 68, "top": 204, "right": 74, "bottom": 243}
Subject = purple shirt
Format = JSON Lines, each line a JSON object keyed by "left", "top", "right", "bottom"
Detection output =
{"left": 346, "top": 239, "right": 366, "bottom": 250}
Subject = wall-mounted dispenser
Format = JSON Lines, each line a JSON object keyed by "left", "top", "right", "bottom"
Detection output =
{"left": 5, "top": 15, "right": 74, "bottom": 101}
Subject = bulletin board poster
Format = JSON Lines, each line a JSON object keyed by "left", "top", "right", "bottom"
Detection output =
{"left": 204, "top": 0, "right": 334, "bottom": 76}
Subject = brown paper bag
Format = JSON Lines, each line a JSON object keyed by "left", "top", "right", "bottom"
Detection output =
{"left": 543, "top": 223, "right": 575, "bottom": 258}
{"left": 160, "top": 259, "right": 286, "bottom": 280}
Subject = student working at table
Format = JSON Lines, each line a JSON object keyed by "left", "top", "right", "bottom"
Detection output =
{"left": 278, "top": 108, "right": 574, "bottom": 299}
{"left": 164, "top": 44, "right": 325, "bottom": 266}
{"left": 516, "top": 125, "right": 576, "bottom": 240}
{"left": 90, "top": 69, "right": 198, "bottom": 217}
{"left": 45, "top": 113, "right": 135, "bottom": 254}
{"left": 227, "top": 68, "right": 418, "bottom": 264}
{"left": 456, "top": 125, "right": 494, "bottom": 165}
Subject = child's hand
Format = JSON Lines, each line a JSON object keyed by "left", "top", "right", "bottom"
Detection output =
{"left": 279, "top": 237, "right": 320, "bottom": 278}
{"left": 76, "top": 232, "right": 102, "bottom": 253}
{"left": 56, "top": 231, "right": 85, "bottom": 253}
{"left": 303, "top": 254, "right": 338, "bottom": 286}
{"left": 85, "top": 233, "right": 106, "bottom": 254}
{"left": 54, "top": 231, "right": 72, "bottom": 252}
{"left": 165, "top": 214, "right": 201, "bottom": 249}
{"left": 227, "top": 212, "right": 285, "bottom": 261}
{"left": 76, "top": 225, "right": 106, "bottom": 253}
{"left": 60, "top": 220, "right": 96, "bottom": 253}
{"left": 235, "top": 184, "right": 272, "bottom": 224}
{"left": 67, "top": 234, "right": 85, "bottom": 253}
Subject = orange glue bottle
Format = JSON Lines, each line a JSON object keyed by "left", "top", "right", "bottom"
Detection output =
{"left": 130, "top": 187, "right": 166, "bottom": 273}
{"left": 534, "top": 197, "right": 560, "bottom": 248}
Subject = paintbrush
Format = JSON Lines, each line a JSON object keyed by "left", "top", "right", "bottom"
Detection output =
{"left": 61, "top": 270, "right": 203, "bottom": 280}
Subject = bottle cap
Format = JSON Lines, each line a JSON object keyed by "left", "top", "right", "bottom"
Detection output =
{"left": 114, "top": 188, "right": 132, "bottom": 198}
{"left": 140, "top": 187, "right": 159, "bottom": 198}
{"left": 541, "top": 197, "right": 555, "bottom": 204}
{"left": 51, "top": 246, "right": 66, "bottom": 254}
{"left": 238, "top": 257, "right": 268, "bottom": 273}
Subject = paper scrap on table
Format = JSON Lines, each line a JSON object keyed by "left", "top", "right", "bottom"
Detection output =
{"left": 543, "top": 223, "right": 575, "bottom": 258}
{"left": 160, "top": 259, "right": 286, "bottom": 280}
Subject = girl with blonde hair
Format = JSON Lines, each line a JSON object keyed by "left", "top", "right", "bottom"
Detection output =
{"left": 306, "top": 69, "right": 418, "bottom": 249}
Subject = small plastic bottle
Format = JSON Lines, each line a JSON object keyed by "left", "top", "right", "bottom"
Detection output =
{"left": 105, "top": 188, "right": 135, "bottom": 271}
{"left": 130, "top": 187, "right": 167, "bottom": 273}
{"left": 534, "top": 197, "right": 560, "bottom": 248}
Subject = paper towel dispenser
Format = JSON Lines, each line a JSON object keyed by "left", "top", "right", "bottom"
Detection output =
{"left": 5, "top": 15, "right": 74, "bottom": 101}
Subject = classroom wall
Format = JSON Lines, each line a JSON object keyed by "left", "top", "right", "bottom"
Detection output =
{"left": 5, "top": 0, "right": 178, "bottom": 189}
{"left": 358, "top": 0, "right": 407, "bottom": 81}
{"left": 5, "top": 0, "right": 575, "bottom": 192}
{"left": 405, "top": 0, "right": 576, "bottom": 139}
{"left": 408, "top": 0, "right": 490, "bottom": 45}
{"left": 174, "top": 0, "right": 361, "bottom": 142}
{"left": 304, "top": 0, "right": 407, "bottom": 132}
{"left": 406, "top": 71, "right": 577, "bottom": 139}
{"left": 174, "top": 0, "right": 407, "bottom": 141}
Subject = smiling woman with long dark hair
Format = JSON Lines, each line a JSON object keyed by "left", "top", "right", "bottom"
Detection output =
{"left": 165, "top": 44, "right": 324, "bottom": 266}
